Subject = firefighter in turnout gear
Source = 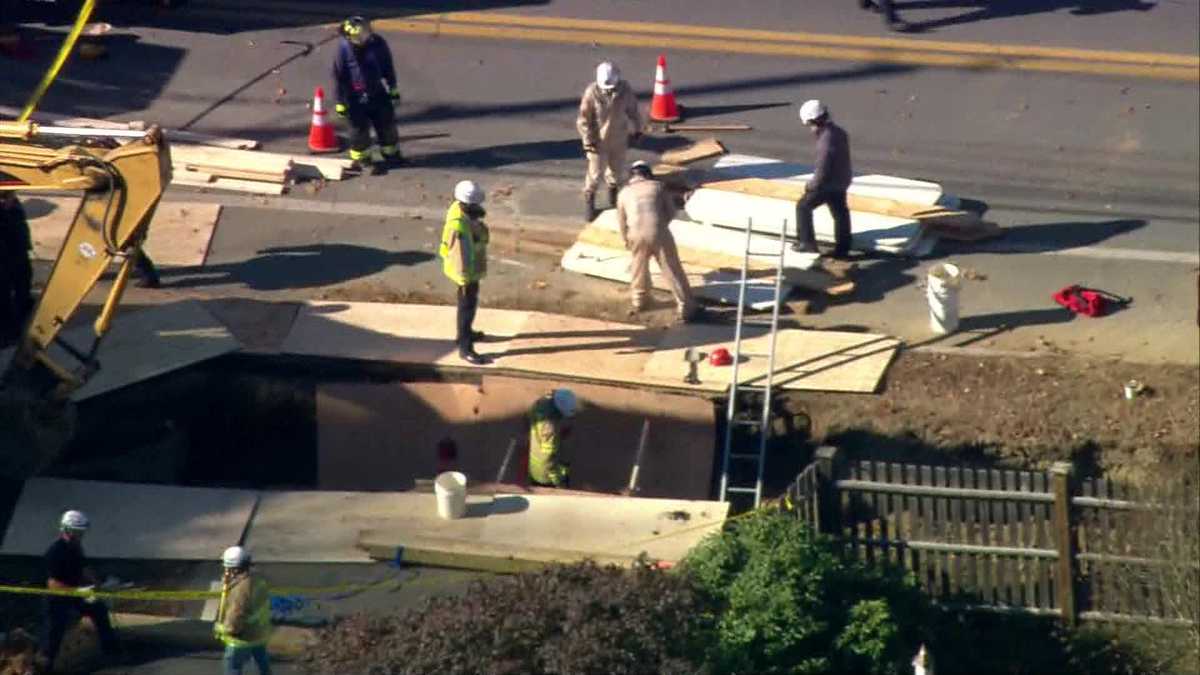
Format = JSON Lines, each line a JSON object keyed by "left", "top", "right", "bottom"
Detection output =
{"left": 528, "top": 388, "right": 578, "bottom": 488}
{"left": 214, "top": 546, "right": 273, "bottom": 675}
{"left": 332, "top": 16, "right": 403, "bottom": 170}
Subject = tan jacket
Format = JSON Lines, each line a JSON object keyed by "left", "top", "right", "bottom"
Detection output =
{"left": 576, "top": 81, "right": 641, "bottom": 151}
{"left": 616, "top": 176, "right": 676, "bottom": 246}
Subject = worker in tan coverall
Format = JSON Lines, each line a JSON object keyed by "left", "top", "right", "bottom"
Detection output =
{"left": 576, "top": 61, "right": 642, "bottom": 222}
{"left": 617, "top": 161, "right": 698, "bottom": 321}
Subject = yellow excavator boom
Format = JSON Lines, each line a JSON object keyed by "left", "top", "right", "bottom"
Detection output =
{"left": 0, "top": 119, "right": 171, "bottom": 474}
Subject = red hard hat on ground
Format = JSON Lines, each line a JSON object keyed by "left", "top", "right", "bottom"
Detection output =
{"left": 709, "top": 347, "right": 733, "bottom": 366}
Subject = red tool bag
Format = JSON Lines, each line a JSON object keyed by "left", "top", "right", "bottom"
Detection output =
{"left": 1052, "top": 285, "right": 1130, "bottom": 317}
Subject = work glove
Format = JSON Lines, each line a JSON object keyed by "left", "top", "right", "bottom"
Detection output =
{"left": 389, "top": 87, "right": 401, "bottom": 104}
{"left": 334, "top": 103, "right": 348, "bottom": 118}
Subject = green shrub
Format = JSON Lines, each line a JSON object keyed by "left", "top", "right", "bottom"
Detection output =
{"left": 680, "top": 510, "right": 929, "bottom": 675}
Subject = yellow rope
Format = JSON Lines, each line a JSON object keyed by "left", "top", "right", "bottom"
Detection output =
{"left": 17, "top": 0, "right": 97, "bottom": 121}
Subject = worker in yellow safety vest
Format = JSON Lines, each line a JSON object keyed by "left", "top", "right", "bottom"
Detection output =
{"left": 439, "top": 180, "right": 491, "bottom": 365}
{"left": 528, "top": 388, "right": 579, "bottom": 487}
{"left": 214, "top": 546, "right": 273, "bottom": 675}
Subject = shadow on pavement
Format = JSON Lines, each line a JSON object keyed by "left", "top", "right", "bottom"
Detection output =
{"left": 0, "top": 31, "right": 185, "bottom": 119}
{"left": 941, "top": 218, "right": 1146, "bottom": 254}
{"left": 164, "top": 244, "right": 434, "bottom": 291}
{"left": 898, "top": 0, "right": 1156, "bottom": 33}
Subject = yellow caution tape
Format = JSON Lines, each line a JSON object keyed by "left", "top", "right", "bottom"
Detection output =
{"left": 17, "top": 0, "right": 98, "bottom": 121}
{"left": 0, "top": 576, "right": 407, "bottom": 603}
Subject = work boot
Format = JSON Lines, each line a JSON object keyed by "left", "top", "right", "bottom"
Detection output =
{"left": 607, "top": 186, "right": 619, "bottom": 208}
{"left": 789, "top": 242, "right": 818, "bottom": 254}
{"left": 460, "top": 350, "right": 492, "bottom": 366}
{"left": 471, "top": 330, "right": 487, "bottom": 342}
{"left": 583, "top": 192, "right": 598, "bottom": 222}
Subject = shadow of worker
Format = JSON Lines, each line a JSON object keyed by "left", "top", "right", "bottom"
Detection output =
{"left": 166, "top": 244, "right": 434, "bottom": 291}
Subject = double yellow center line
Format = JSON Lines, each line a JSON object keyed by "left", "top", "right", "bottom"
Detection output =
{"left": 377, "top": 12, "right": 1198, "bottom": 82}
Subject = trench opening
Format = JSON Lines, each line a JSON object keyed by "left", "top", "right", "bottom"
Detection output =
{"left": 41, "top": 355, "right": 811, "bottom": 503}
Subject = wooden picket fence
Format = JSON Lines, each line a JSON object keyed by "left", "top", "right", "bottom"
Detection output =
{"left": 786, "top": 447, "right": 1198, "bottom": 626}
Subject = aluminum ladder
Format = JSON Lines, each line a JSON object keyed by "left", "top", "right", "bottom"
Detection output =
{"left": 718, "top": 218, "right": 788, "bottom": 508}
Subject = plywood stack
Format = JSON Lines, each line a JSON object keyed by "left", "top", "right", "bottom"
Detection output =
{"left": 6, "top": 112, "right": 355, "bottom": 195}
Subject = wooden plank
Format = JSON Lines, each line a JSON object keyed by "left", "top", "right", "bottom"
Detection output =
{"left": 905, "top": 465, "right": 921, "bottom": 588}
{"left": 948, "top": 467, "right": 962, "bottom": 596}
{"left": 179, "top": 162, "right": 286, "bottom": 183}
{"left": 703, "top": 177, "right": 977, "bottom": 222}
{"left": 1080, "top": 478, "right": 1097, "bottom": 613}
{"left": 1005, "top": 470, "right": 1020, "bottom": 606}
{"left": 1020, "top": 471, "right": 1036, "bottom": 608}
{"left": 878, "top": 462, "right": 893, "bottom": 565}
{"left": 165, "top": 129, "right": 260, "bottom": 150}
{"left": 961, "top": 468, "right": 978, "bottom": 598}
{"left": 1097, "top": 479, "right": 1115, "bottom": 614}
{"left": 171, "top": 172, "right": 286, "bottom": 195}
{"left": 920, "top": 465, "right": 936, "bottom": 595}
{"left": 171, "top": 144, "right": 294, "bottom": 176}
{"left": 660, "top": 137, "right": 726, "bottom": 166}
{"left": 980, "top": 469, "right": 996, "bottom": 604}
{"left": 1034, "top": 472, "right": 1051, "bottom": 610}
{"left": 862, "top": 461, "right": 876, "bottom": 565}
{"left": 933, "top": 466, "right": 948, "bottom": 596}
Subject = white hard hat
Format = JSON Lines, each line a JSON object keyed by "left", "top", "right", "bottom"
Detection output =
{"left": 596, "top": 61, "right": 620, "bottom": 90}
{"left": 222, "top": 545, "right": 251, "bottom": 569}
{"left": 60, "top": 510, "right": 90, "bottom": 531}
{"left": 552, "top": 388, "right": 578, "bottom": 418}
{"left": 798, "top": 99, "right": 828, "bottom": 124}
{"left": 454, "top": 180, "right": 485, "bottom": 206}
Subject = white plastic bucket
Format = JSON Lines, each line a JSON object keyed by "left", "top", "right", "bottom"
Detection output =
{"left": 926, "top": 263, "right": 962, "bottom": 335}
{"left": 434, "top": 471, "right": 468, "bottom": 520}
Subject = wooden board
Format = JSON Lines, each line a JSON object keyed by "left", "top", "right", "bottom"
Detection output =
{"left": 561, "top": 241, "right": 799, "bottom": 310}
{"left": 494, "top": 311, "right": 660, "bottom": 383}
{"left": 1, "top": 478, "right": 257, "bottom": 560}
{"left": 59, "top": 300, "right": 242, "bottom": 401}
{"left": 170, "top": 144, "right": 293, "bottom": 176}
{"left": 165, "top": 129, "right": 260, "bottom": 150}
{"left": 709, "top": 154, "right": 953, "bottom": 207}
{"left": 171, "top": 172, "right": 287, "bottom": 195}
{"left": 245, "top": 490, "right": 497, "bottom": 563}
{"left": 685, "top": 187, "right": 928, "bottom": 256}
{"left": 641, "top": 323, "right": 899, "bottom": 394}
{"left": 279, "top": 301, "right": 530, "bottom": 366}
{"left": 25, "top": 197, "right": 220, "bottom": 267}
{"left": 660, "top": 137, "right": 726, "bottom": 165}
{"left": 177, "top": 162, "right": 286, "bottom": 183}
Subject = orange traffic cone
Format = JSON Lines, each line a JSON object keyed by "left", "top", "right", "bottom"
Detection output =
{"left": 649, "top": 54, "right": 681, "bottom": 123}
{"left": 307, "top": 86, "right": 338, "bottom": 153}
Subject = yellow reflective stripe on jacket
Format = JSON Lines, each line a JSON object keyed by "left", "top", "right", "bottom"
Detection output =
{"left": 439, "top": 201, "right": 488, "bottom": 285}
{"left": 528, "top": 397, "right": 567, "bottom": 486}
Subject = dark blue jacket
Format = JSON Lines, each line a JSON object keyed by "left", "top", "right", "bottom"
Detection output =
{"left": 332, "top": 35, "right": 397, "bottom": 109}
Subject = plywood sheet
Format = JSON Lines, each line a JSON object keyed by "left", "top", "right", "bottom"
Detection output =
{"left": 709, "top": 154, "right": 950, "bottom": 206}
{"left": 641, "top": 324, "right": 899, "bottom": 394}
{"left": 245, "top": 490, "right": 496, "bottom": 562}
{"left": 660, "top": 138, "right": 726, "bottom": 165}
{"left": 685, "top": 187, "right": 926, "bottom": 255}
{"left": 479, "top": 494, "right": 728, "bottom": 563}
{"left": 24, "top": 196, "right": 220, "bottom": 267}
{"left": 561, "top": 242, "right": 793, "bottom": 310}
{"left": 279, "top": 302, "right": 529, "bottom": 366}
{"left": 492, "top": 311, "right": 660, "bottom": 383}
{"left": 317, "top": 381, "right": 497, "bottom": 490}
{"left": 0, "top": 478, "right": 257, "bottom": 560}
{"left": 64, "top": 300, "right": 242, "bottom": 401}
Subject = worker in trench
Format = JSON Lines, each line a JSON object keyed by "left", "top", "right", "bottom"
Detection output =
{"left": 528, "top": 388, "right": 579, "bottom": 488}
{"left": 617, "top": 160, "right": 701, "bottom": 322}
{"left": 577, "top": 60, "right": 643, "bottom": 222}
{"left": 332, "top": 15, "right": 403, "bottom": 173}
{"left": 0, "top": 191, "right": 34, "bottom": 345}
{"left": 214, "top": 545, "right": 273, "bottom": 675}
{"left": 39, "top": 510, "right": 123, "bottom": 670}
{"left": 439, "top": 180, "right": 491, "bottom": 365}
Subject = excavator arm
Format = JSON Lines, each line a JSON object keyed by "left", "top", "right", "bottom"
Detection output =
{"left": 0, "top": 119, "right": 171, "bottom": 475}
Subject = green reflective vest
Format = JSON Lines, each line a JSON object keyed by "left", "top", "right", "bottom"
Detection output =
{"left": 214, "top": 574, "right": 272, "bottom": 648}
{"left": 439, "top": 201, "right": 488, "bottom": 286}
{"left": 528, "top": 396, "right": 568, "bottom": 486}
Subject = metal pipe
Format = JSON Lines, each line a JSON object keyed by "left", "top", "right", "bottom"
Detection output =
{"left": 35, "top": 125, "right": 149, "bottom": 140}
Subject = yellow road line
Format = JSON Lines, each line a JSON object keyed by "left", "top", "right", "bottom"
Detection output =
{"left": 395, "top": 11, "right": 1199, "bottom": 69}
{"left": 378, "top": 19, "right": 1199, "bottom": 82}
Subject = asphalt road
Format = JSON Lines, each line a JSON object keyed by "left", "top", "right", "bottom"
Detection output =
{"left": 4, "top": 1, "right": 1198, "bottom": 363}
